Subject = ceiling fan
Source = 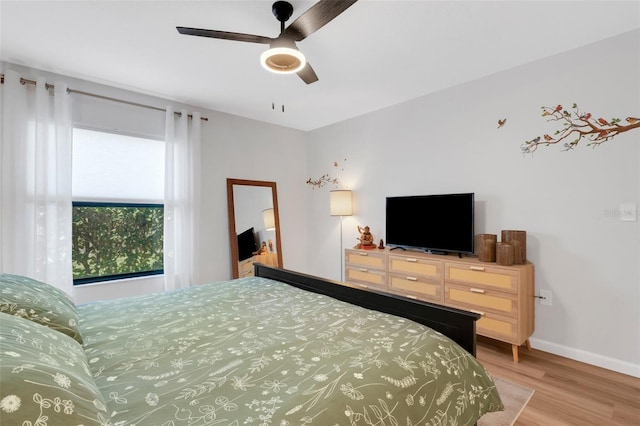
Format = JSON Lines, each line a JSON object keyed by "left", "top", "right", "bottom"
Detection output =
{"left": 177, "top": 0, "right": 358, "bottom": 84}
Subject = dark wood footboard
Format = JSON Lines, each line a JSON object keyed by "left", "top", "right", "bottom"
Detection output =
{"left": 254, "top": 264, "right": 480, "bottom": 356}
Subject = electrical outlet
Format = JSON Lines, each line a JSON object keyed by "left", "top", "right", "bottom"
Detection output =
{"left": 539, "top": 289, "right": 552, "bottom": 306}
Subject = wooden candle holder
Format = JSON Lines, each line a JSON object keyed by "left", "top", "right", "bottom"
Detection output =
{"left": 496, "top": 242, "right": 515, "bottom": 266}
{"left": 476, "top": 234, "right": 497, "bottom": 262}
{"left": 501, "top": 230, "right": 526, "bottom": 264}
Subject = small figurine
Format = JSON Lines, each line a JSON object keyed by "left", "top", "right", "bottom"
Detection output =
{"left": 254, "top": 241, "right": 268, "bottom": 255}
{"left": 378, "top": 239, "right": 384, "bottom": 249}
{"left": 268, "top": 239, "right": 274, "bottom": 252}
{"left": 356, "top": 225, "right": 375, "bottom": 249}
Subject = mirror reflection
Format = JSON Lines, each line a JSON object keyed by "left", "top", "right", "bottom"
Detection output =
{"left": 227, "top": 179, "right": 283, "bottom": 278}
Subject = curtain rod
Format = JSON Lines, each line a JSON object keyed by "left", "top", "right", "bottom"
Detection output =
{"left": 0, "top": 73, "right": 208, "bottom": 121}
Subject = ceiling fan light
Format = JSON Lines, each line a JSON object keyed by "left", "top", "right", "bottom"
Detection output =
{"left": 260, "top": 47, "right": 306, "bottom": 74}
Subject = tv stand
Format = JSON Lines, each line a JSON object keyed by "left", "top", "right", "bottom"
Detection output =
{"left": 389, "top": 246, "right": 406, "bottom": 251}
{"left": 344, "top": 247, "right": 534, "bottom": 363}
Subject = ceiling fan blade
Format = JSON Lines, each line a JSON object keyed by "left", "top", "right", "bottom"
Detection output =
{"left": 177, "top": 27, "right": 272, "bottom": 44}
{"left": 297, "top": 62, "right": 319, "bottom": 85}
{"left": 283, "top": 0, "right": 358, "bottom": 41}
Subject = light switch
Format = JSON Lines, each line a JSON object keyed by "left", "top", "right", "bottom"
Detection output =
{"left": 620, "top": 203, "right": 637, "bottom": 222}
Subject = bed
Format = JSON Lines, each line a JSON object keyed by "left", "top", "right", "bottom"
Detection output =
{"left": 0, "top": 265, "right": 503, "bottom": 425}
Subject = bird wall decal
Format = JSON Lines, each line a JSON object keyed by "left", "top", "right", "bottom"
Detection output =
{"left": 521, "top": 103, "right": 640, "bottom": 153}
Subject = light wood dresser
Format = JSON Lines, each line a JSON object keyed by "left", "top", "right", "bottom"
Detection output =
{"left": 239, "top": 253, "right": 279, "bottom": 278}
{"left": 345, "top": 247, "right": 534, "bottom": 362}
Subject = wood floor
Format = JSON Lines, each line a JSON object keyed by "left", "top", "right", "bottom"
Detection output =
{"left": 476, "top": 337, "right": 640, "bottom": 425}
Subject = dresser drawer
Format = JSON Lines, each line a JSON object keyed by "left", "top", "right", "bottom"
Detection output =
{"left": 389, "top": 255, "right": 442, "bottom": 280}
{"left": 239, "top": 257, "right": 255, "bottom": 277}
{"left": 445, "top": 284, "right": 517, "bottom": 317}
{"left": 388, "top": 274, "right": 442, "bottom": 303}
{"left": 477, "top": 313, "right": 519, "bottom": 343}
{"left": 346, "top": 250, "right": 385, "bottom": 269}
{"left": 445, "top": 299, "right": 519, "bottom": 343}
{"left": 445, "top": 262, "right": 519, "bottom": 293}
{"left": 345, "top": 266, "right": 386, "bottom": 290}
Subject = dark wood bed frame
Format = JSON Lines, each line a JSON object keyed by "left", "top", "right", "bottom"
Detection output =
{"left": 255, "top": 264, "right": 480, "bottom": 356}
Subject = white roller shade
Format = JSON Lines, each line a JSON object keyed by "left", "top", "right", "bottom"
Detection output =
{"left": 72, "top": 128, "right": 164, "bottom": 201}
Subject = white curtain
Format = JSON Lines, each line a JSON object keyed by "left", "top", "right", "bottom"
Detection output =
{"left": 164, "top": 107, "right": 201, "bottom": 291}
{"left": 0, "top": 69, "right": 73, "bottom": 296}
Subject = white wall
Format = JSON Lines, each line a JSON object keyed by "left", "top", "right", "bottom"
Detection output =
{"left": 201, "top": 111, "right": 309, "bottom": 282}
{"left": 306, "top": 30, "right": 640, "bottom": 377}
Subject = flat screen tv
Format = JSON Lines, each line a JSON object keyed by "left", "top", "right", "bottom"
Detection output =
{"left": 237, "top": 227, "right": 258, "bottom": 261}
{"left": 385, "top": 193, "right": 474, "bottom": 255}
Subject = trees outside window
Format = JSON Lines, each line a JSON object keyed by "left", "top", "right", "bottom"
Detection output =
{"left": 72, "top": 203, "right": 163, "bottom": 284}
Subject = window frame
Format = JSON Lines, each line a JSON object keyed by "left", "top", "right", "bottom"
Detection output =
{"left": 71, "top": 201, "right": 164, "bottom": 286}
{"left": 71, "top": 126, "right": 165, "bottom": 286}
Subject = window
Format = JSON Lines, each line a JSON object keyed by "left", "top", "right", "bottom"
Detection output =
{"left": 72, "top": 128, "right": 164, "bottom": 284}
{"left": 72, "top": 202, "right": 164, "bottom": 284}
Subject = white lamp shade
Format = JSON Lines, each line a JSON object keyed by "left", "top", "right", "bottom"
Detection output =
{"left": 330, "top": 190, "right": 353, "bottom": 216}
{"left": 263, "top": 208, "right": 276, "bottom": 231}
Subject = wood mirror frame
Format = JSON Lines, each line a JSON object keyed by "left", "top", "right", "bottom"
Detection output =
{"left": 227, "top": 178, "right": 283, "bottom": 278}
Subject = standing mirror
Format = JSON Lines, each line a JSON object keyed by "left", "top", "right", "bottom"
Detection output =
{"left": 227, "top": 178, "right": 283, "bottom": 278}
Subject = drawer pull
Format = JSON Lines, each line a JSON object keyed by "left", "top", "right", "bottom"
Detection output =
{"left": 405, "top": 294, "right": 418, "bottom": 300}
{"left": 470, "top": 309, "right": 485, "bottom": 316}
{"left": 358, "top": 284, "right": 369, "bottom": 289}
{"left": 406, "top": 276, "right": 418, "bottom": 281}
{"left": 359, "top": 268, "right": 368, "bottom": 272}
{"left": 470, "top": 288, "right": 485, "bottom": 294}
{"left": 406, "top": 258, "right": 418, "bottom": 263}
{"left": 359, "top": 252, "right": 369, "bottom": 256}
{"left": 470, "top": 266, "right": 485, "bottom": 272}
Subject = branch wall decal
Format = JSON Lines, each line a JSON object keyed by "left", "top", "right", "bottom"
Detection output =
{"left": 306, "top": 159, "right": 348, "bottom": 189}
{"left": 306, "top": 174, "right": 339, "bottom": 189}
{"left": 521, "top": 103, "right": 640, "bottom": 154}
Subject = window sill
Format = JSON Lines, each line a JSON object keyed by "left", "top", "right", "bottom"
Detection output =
{"left": 73, "top": 275, "right": 165, "bottom": 304}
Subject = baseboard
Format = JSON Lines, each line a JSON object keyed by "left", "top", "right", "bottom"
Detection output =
{"left": 529, "top": 338, "right": 640, "bottom": 378}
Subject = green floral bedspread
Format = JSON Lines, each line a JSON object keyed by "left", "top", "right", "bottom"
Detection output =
{"left": 78, "top": 277, "right": 502, "bottom": 425}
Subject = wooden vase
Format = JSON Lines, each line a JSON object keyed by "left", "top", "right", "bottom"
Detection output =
{"left": 476, "top": 234, "right": 497, "bottom": 262}
{"left": 496, "top": 242, "right": 514, "bottom": 266}
{"left": 501, "top": 230, "right": 526, "bottom": 264}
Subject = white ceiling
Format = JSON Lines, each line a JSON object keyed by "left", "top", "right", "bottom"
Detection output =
{"left": 2, "top": 1, "right": 639, "bottom": 131}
